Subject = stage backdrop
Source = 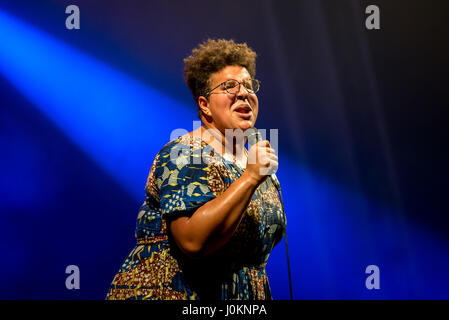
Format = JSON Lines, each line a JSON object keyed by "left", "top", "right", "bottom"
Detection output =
{"left": 1, "top": 0, "right": 448, "bottom": 299}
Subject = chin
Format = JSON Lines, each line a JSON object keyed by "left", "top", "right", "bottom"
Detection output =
{"left": 237, "top": 121, "right": 253, "bottom": 131}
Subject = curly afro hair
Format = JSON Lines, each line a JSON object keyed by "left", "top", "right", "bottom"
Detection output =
{"left": 183, "top": 39, "right": 257, "bottom": 117}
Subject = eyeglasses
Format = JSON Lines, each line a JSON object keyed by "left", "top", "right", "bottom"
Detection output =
{"left": 204, "top": 79, "right": 260, "bottom": 98}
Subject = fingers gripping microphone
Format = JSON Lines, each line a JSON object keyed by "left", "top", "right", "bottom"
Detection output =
{"left": 246, "top": 127, "right": 281, "bottom": 192}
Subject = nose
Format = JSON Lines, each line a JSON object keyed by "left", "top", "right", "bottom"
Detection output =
{"left": 236, "top": 82, "right": 249, "bottom": 100}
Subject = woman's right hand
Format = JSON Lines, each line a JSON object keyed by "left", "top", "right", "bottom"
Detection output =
{"left": 245, "top": 140, "right": 278, "bottom": 185}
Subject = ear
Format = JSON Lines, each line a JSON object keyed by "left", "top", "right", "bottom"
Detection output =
{"left": 198, "top": 96, "right": 212, "bottom": 117}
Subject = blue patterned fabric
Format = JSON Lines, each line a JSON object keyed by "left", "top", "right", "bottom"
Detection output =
{"left": 106, "top": 135, "right": 286, "bottom": 300}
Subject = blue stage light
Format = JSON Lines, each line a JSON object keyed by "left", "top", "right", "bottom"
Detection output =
{"left": 1, "top": 8, "right": 448, "bottom": 299}
{"left": 0, "top": 9, "right": 196, "bottom": 199}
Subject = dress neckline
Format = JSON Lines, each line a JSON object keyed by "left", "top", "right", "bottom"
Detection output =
{"left": 180, "top": 134, "right": 248, "bottom": 171}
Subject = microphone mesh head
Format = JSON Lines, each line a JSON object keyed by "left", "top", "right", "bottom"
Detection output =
{"left": 246, "top": 127, "right": 261, "bottom": 147}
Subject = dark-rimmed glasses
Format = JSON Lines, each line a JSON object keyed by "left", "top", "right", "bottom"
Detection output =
{"left": 204, "top": 79, "right": 260, "bottom": 98}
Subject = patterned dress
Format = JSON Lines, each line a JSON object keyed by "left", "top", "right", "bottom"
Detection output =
{"left": 106, "top": 135, "right": 286, "bottom": 300}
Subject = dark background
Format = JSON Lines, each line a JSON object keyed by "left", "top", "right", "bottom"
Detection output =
{"left": 0, "top": 0, "right": 448, "bottom": 299}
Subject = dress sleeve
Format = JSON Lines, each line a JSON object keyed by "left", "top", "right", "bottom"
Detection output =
{"left": 155, "top": 142, "right": 224, "bottom": 221}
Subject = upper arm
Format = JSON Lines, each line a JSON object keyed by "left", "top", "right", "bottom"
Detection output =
{"left": 168, "top": 215, "right": 201, "bottom": 257}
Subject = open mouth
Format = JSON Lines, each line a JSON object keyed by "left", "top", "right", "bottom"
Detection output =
{"left": 233, "top": 104, "right": 252, "bottom": 118}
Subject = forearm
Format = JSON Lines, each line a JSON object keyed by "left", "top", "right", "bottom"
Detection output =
{"left": 169, "top": 170, "right": 262, "bottom": 258}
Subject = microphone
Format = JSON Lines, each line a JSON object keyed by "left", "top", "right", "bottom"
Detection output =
{"left": 247, "top": 127, "right": 292, "bottom": 300}
{"left": 246, "top": 127, "right": 281, "bottom": 191}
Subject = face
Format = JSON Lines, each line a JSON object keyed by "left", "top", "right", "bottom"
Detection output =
{"left": 199, "top": 65, "right": 259, "bottom": 133}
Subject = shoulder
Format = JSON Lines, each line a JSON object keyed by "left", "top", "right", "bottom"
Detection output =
{"left": 155, "top": 134, "right": 222, "bottom": 170}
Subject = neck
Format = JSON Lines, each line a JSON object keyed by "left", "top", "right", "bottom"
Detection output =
{"left": 194, "top": 125, "right": 247, "bottom": 165}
